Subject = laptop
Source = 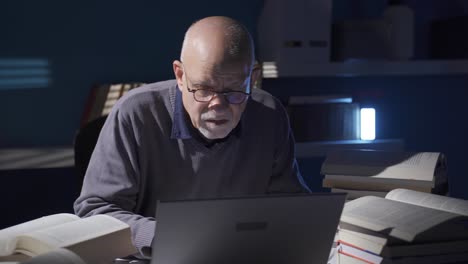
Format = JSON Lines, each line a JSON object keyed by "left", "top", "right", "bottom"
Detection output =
{"left": 151, "top": 193, "right": 346, "bottom": 264}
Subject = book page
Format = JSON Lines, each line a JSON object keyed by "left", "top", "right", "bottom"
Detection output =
{"left": 322, "top": 150, "right": 443, "bottom": 182}
{"left": 18, "top": 215, "right": 136, "bottom": 264}
{"left": 0, "top": 253, "right": 30, "bottom": 262}
{"left": 20, "top": 215, "right": 128, "bottom": 250}
{"left": 0, "top": 214, "right": 78, "bottom": 256}
{"left": 337, "top": 252, "right": 369, "bottom": 264}
{"left": 341, "top": 196, "right": 468, "bottom": 243}
{"left": 386, "top": 189, "right": 468, "bottom": 216}
{"left": 22, "top": 248, "right": 86, "bottom": 264}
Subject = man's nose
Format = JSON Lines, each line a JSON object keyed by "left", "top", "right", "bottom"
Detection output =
{"left": 208, "top": 93, "right": 228, "bottom": 108}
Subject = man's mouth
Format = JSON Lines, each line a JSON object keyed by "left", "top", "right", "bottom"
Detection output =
{"left": 205, "top": 119, "right": 229, "bottom": 125}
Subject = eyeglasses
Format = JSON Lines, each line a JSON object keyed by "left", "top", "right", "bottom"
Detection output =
{"left": 187, "top": 86, "right": 250, "bottom": 104}
{"left": 182, "top": 64, "right": 251, "bottom": 105}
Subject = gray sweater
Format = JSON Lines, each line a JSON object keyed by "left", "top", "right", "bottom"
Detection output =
{"left": 74, "top": 80, "right": 309, "bottom": 257}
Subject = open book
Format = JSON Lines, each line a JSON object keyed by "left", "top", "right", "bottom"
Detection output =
{"left": 0, "top": 213, "right": 137, "bottom": 264}
{"left": 14, "top": 248, "right": 87, "bottom": 264}
{"left": 0, "top": 248, "right": 86, "bottom": 264}
{"left": 321, "top": 150, "right": 447, "bottom": 193}
{"left": 338, "top": 189, "right": 468, "bottom": 258}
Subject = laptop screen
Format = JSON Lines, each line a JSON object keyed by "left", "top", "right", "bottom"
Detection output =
{"left": 151, "top": 193, "right": 345, "bottom": 264}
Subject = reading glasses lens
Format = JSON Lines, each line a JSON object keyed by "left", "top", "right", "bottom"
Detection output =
{"left": 194, "top": 90, "right": 248, "bottom": 104}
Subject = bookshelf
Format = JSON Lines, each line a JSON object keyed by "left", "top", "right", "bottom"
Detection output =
{"left": 262, "top": 60, "right": 468, "bottom": 78}
{"left": 0, "top": 147, "right": 74, "bottom": 170}
{"left": 295, "top": 139, "right": 404, "bottom": 158}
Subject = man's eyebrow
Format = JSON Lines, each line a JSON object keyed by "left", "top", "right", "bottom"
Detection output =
{"left": 191, "top": 77, "right": 249, "bottom": 90}
{"left": 191, "top": 82, "right": 214, "bottom": 89}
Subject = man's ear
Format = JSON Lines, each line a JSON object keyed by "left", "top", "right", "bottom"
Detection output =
{"left": 173, "top": 60, "right": 184, "bottom": 91}
{"left": 250, "top": 62, "right": 262, "bottom": 90}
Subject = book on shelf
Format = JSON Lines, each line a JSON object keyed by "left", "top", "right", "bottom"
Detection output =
{"left": 337, "top": 189, "right": 468, "bottom": 263}
{"left": 321, "top": 150, "right": 447, "bottom": 194}
{"left": 0, "top": 213, "right": 137, "bottom": 264}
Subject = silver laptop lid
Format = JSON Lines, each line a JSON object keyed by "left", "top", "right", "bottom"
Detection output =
{"left": 151, "top": 193, "right": 345, "bottom": 264}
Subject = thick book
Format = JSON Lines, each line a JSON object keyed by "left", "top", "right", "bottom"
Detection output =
{"left": 338, "top": 189, "right": 468, "bottom": 258}
{"left": 339, "top": 229, "right": 468, "bottom": 258}
{"left": 321, "top": 150, "right": 447, "bottom": 193}
{"left": 338, "top": 242, "right": 383, "bottom": 263}
{"left": 0, "top": 213, "right": 137, "bottom": 264}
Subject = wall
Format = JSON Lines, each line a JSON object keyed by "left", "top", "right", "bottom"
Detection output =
{"left": 4, "top": 0, "right": 468, "bottom": 146}
{"left": 0, "top": 0, "right": 262, "bottom": 147}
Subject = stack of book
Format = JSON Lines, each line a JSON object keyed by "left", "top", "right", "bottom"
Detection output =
{"left": 336, "top": 189, "right": 468, "bottom": 263}
{"left": 321, "top": 150, "right": 447, "bottom": 200}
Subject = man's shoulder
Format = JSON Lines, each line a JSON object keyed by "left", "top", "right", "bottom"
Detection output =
{"left": 125, "top": 79, "right": 177, "bottom": 98}
{"left": 109, "top": 80, "right": 177, "bottom": 123}
{"left": 115, "top": 80, "right": 177, "bottom": 108}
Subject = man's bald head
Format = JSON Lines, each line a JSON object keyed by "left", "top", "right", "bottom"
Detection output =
{"left": 173, "top": 17, "right": 260, "bottom": 141}
{"left": 180, "top": 16, "right": 255, "bottom": 68}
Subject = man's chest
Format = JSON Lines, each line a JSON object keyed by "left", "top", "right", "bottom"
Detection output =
{"left": 141, "top": 138, "right": 275, "bottom": 200}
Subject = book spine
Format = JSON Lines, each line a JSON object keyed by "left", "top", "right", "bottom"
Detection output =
{"left": 323, "top": 178, "right": 432, "bottom": 193}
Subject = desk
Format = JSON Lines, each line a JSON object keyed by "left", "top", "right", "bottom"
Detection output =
{"left": 0, "top": 146, "right": 342, "bottom": 264}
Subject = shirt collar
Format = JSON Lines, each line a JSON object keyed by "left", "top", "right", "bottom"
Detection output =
{"left": 171, "top": 87, "right": 192, "bottom": 139}
{"left": 170, "top": 86, "right": 243, "bottom": 141}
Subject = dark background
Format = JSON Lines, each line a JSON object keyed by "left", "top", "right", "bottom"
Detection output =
{"left": 1, "top": 0, "right": 468, "bottom": 228}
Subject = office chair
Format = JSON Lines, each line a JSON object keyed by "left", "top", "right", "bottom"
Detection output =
{"left": 73, "top": 115, "right": 108, "bottom": 191}
{"left": 74, "top": 83, "right": 145, "bottom": 192}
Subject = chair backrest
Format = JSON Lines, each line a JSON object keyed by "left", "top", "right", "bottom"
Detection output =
{"left": 80, "top": 82, "right": 145, "bottom": 127}
{"left": 75, "top": 83, "right": 145, "bottom": 192}
{"left": 74, "top": 115, "right": 108, "bottom": 191}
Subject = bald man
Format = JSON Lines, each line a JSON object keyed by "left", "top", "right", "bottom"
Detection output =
{"left": 74, "top": 16, "right": 310, "bottom": 259}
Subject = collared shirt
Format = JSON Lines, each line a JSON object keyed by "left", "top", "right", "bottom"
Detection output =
{"left": 74, "top": 79, "right": 309, "bottom": 258}
{"left": 170, "top": 88, "right": 192, "bottom": 140}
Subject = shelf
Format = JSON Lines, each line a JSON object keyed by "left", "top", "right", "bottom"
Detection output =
{"left": 295, "top": 139, "right": 404, "bottom": 158}
{"left": 262, "top": 60, "right": 468, "bottom": 78}
{"left": 0, "top": 147, "right": 74, "bottom": 170}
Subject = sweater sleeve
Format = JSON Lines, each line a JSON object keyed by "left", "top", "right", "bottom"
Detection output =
{"left": 73, "top": 105, "right": 155, "bottom": 259}
{"left": 268, "top": 102, "right": 311, "bottom": 194}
